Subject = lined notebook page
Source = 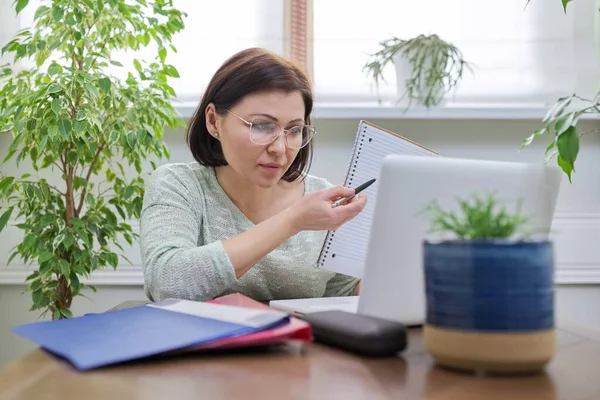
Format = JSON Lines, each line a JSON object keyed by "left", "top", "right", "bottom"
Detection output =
{"left": 318, "top": 121, "right": 439, "bottom": 278}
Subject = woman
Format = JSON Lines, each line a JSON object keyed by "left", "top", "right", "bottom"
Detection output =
{"left": 140, "top": 48, "right": 367, "bottom": 302}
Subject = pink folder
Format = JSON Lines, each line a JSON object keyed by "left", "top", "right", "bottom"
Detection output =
{"left": 179, "top": 293, "right": 312, "bottom": 351}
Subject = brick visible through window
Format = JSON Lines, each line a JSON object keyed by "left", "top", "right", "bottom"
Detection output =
{"left": 290, "top": 0, "right": 307, "bottom": 65}
{"left": 285, "top": 0, "right": 312, "bottom": 76}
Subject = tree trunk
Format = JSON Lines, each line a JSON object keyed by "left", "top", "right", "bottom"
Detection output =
{"left": 55, "top": 274, "right": 73, "bottom": 319}
{"left": 59, "top": 159, "right": 75, "bottom": 319}
{"left": 65, "top": 165, "right": 75, "bottom": 227}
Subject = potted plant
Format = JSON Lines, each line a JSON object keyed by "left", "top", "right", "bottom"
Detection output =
{"left": 419, "top": 193, "right": 556, "bottom": 374}
{"left": 520, "top": 0, "right": 597, "bottom": 183}
{"left": 363, "top": 34, "right": 472, "bottom": 108}
{"left": 0, "top": 0, "right": 186, "bottom": 319}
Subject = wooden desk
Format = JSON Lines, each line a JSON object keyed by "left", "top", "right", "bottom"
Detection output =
{"left": 1, "top": 309, "right": 600, "bottom": 400}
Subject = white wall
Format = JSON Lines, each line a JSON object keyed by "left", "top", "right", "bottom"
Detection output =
{"left": 1, "top": 116, "right": 599, "bottom": 366}
{"left": 0, "top": 3, "right": 17, "bottom": 62}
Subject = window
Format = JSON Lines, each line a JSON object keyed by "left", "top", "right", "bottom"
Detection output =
{"left": 6, "top": 0, "right": 595, "bottom": 111}
{"left": 312, "top": 0, "right": 599, "bottom": 107}
{"left": 165, "top": 0, "right": 286, "bottom": 103}
{"left": 5, "top": 0, "right": 287, "bottom": 104}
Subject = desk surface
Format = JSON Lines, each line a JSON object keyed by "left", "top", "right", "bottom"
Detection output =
{"left": 1, "top": 307, "right": 600, "bottom": 400}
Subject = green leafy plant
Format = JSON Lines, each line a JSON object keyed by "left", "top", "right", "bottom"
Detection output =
{"left": 419, "top": 193, "right": 530, "bottom": 240}
{"left": 519, "top": 94, "right": 599, "bottom": 183}
{"left": 0, "top": 0, "right": 186, "bottom": 319}
{"left": 363, "top": 34, "right": 472, "bottom": 107}
{"left": 520, "top": 0, "right": 598, "bottom": 182}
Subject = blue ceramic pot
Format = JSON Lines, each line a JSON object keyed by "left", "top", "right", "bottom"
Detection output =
{"left": 422, "top": 239, "right": 556, "bottom": 374}
{"left": 424, "top": 239, "right": 554, "bottom": 332}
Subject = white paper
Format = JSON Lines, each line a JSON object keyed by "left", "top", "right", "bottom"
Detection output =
{"left": 147, "top": 299, "right": 288, "bottom": 328}
{"left": 318, "top": 121, "right": 439, "bottom": 278}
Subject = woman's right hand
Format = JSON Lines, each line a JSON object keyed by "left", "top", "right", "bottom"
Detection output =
{"left": 286, "top": 185, "right": 368, "bottom": 232}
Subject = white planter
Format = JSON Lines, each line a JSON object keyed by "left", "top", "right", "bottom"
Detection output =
{"left": 392, "top": 52, "right": 447, "bottom": 108}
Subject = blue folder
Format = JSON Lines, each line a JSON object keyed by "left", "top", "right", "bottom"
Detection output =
{"left": 12, "top": 303, "right": 289, "bottom": 370}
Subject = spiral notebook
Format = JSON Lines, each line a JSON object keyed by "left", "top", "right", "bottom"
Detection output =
{"left": 317, "top": 120, "right": 439, "bottom": 278}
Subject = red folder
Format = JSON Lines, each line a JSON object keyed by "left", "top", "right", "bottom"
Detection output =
{"left": 182, "top": 294, "right": 312, "bottom": 351}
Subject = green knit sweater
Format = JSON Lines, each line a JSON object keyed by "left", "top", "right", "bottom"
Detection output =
{"left": 139, "top": 162, "right": 358, "bottom": 302}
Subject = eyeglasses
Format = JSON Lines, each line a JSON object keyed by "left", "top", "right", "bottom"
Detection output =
{"left": 226, "top": 109, "right": 316, "bottom": 149}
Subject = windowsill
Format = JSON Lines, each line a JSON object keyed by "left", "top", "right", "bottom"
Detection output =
{"left": 311, "top": 103, "right": 600, "bottom": 120}
{"left": 174, "top": 101, "right": 600, "bottom": 121}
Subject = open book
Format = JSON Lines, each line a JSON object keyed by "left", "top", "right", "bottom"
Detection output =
{"left": 317, "top": 120, "right": 439, "bottom": 278}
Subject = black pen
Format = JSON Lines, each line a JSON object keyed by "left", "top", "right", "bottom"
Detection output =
{"left": 331, "top": 178, "right": 376, "bottom": 208}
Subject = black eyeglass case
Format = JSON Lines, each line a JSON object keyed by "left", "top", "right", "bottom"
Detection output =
{"left": 300, "top": 310, "right": 408, "bottom": 357}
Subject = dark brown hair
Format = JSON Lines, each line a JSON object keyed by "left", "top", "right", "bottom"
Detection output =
{"left": 185, "top": 47, "right": 314, "bottom": 182}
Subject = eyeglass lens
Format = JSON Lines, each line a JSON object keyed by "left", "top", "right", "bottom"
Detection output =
{"left": 250, "top": 119, "right": 314, "bottom": 149}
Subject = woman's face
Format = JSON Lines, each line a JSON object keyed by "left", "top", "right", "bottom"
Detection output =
{"left": 208, "top": 90, "right": 306, "bottom": 188}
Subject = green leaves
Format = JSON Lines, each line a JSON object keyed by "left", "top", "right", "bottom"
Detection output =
{"left": 2, "top": 132, "right": 23, "bottom": 164}
{"left": 57, "top": 119, "right": 71, "bottom": 138}
{"left": 164, "top": 65, "right": 179, "bottom": 78}
{"left": 47, "top": 83, "right": 62, "bottom": 94}
{"left": 98, "top": 77, "right": 111, "bottom": 93}
{"left": 363, "top": 34, "right": 472, "bottom": 107}
{"left": 543, "top": 94, "right": 573, "bottom": 124}
{"left": 52, "top": 6, "right": 64, "bottom": 22}
{"left": 33, "top": 5, "right": 50, "bottom": 20}
{"left": 133, "top": 59, "right": 142, "bottom": 72}
{"left": 38, "top": 251, "right": 54, "bottom": 264}
{"left": 14, "top": 0, "right": 29, "bottom": 14}
{"left": 556, "top": 126, "right": 579, "bottom": 182}
{"left": 420, "top": 194, "right": 530, "bottom": 240}
{"left": 521, "top": 90, "right": 597, "bottom": 183}
{"left": 0, "top": 176, "right": 15, "bottom": 193}
{"left": 2, "top": 0, "right": 186, "bottom": 320}
{"left": 48, "top": 125, "right": 59, "bottom": 138}
{"left": 32, "top": 289, "right": 45, "bottom": 308}
{"left": 554, "top": 112, "right": 577, "bottom": 136}
{"left": 59, "top": 259, "right": 71, "bottom": 275}
{"left": 51, "top": 97, "right": 61, "bottom": 115}
{"left": 519, "top": 128, "right": 545, "bottom": 149}
{"left": 48, "top": 63, "right": 62, "bottom": 76}
{"left": 84, "top": 83, "right": 99, "bottom": 101}
{"left": 102, "top": 252, "right": 118, "bottom": 269}
{"left": 0, "top": 207, "right": 13, "bottom": 231}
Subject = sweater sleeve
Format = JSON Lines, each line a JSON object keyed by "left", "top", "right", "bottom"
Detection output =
{"left": 323, "top": 273, "right": 359, "bottom": 297}
{"left": 139, "top": 166, "right": 237, "bottom": 302}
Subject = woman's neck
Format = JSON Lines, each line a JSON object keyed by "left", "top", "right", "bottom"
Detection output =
{"left": 214, "top": 166, "right": 284, "bottom": 214}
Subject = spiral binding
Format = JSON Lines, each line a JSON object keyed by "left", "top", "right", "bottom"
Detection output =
{"left": 317, "top": 122, "right": 368, "bottom": 266}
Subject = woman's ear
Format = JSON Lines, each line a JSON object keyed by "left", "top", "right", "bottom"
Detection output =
{"left": 205, "top": 103, "right": 221, "bottom": 139}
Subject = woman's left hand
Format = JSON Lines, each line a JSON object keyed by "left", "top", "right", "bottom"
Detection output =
{"left": 353, "top": 280, "right": 361, "bottom": 295}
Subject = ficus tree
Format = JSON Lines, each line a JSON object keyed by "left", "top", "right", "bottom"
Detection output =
{"left": 0, "top": 0, "right": 186, "bottom": 319}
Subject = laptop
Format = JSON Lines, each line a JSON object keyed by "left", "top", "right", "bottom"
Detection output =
{"left": 270, "top": 155, "right": 563, "bottom": 325}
